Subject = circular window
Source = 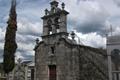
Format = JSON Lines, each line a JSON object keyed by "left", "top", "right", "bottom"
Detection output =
{"left": 111, "top": 49, "right": 120, "bottom": 64}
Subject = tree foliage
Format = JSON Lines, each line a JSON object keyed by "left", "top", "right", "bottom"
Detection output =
{"left": 3, "top": 0, "right": 17, "bottom": 74}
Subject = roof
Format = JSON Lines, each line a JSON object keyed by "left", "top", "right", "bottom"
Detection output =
{"left": 35, "top": 37, "right": 107, "bottom": 57}
{"left": 59, "top": 38, "right": 107, "bottom": 57}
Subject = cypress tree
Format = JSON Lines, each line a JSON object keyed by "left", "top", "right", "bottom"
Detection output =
{"left": 3, "top": 0, "right": 17, "bottom": 74}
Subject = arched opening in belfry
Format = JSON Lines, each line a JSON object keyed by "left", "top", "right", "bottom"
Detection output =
{"left": 52, "top": 7, "right": 56, "bottom": 13}
{"left": 47, "top": 19, "right": 53, "bottom": 34}
{"left": 49, "top": 27, "right": 52, "bottom": 34}
{"left": 54, "top": 17, "right": 60, "bottom": 33}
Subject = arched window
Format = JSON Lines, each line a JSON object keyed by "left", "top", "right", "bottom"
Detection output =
{"left": 54, "top": 17, "right": 60, "bottom": 24}
{"left": 111, "top": 49, "right": 120, "bottom": 64}
{"left": 47, "top": 19, "right": 52, "bottom": 34}
{"left": 51, "top": 7, "right": 56, "bottom": 13}
{"left": 54, "top": 17, "right": 60, "bottom": 33}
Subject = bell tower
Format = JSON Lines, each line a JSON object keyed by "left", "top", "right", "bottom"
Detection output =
{"left": 41, "top": 0, "right": 69, "bottom": 43}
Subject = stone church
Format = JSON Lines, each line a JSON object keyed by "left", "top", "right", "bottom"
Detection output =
{"left": 34, "top": 1, "right": 108, "bottom": 80}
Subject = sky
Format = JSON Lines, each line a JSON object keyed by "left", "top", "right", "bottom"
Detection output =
{"left": 0, "top": 0, "right": 120, "bottom": 62}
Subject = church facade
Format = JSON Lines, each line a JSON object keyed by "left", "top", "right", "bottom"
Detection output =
{"left": 34, "top": 1, "right": 108, "bottom": 80}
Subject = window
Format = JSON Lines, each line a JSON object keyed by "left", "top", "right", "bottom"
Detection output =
{"left": 54, "top": 17, "right": 60, "bottom": 33}
{"left": 49, "top": 65, "right": 56, "bottom": 80}
{"left": 51, "top": 47, "right": 55, "bottom": 54}
{"left": 54, "top": 17, "right": 59, "bottom": 24}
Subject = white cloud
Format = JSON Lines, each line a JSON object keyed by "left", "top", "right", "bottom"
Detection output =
{"left": 59, "top": 0, "right": 110, "bottom": 35}
{"left": 0, "top": 43, "right": 4, "bottom": 49}
{"left": 15, "top": 52, "right": 24, "bottom": 61}
{"left": 17, "top": 17, "right": 42, "bottom": 36}
{"left": 17, "top": 42, "right": 35, "bottom": 53}
{"left": 0, "top": 59, "right": 3, "bottom": 62}
{"left": 61, "top": 0, "right": 120, "bottom": 28}
{"left": 0, "top": 27, "right": 5, "bottom": 61}
{"left": 75, "top": 31, "right": 106, "bottom": 48}
{"left": 0, "top": 27, "right": 5, "bottom": 41}
{"left": 112, "top": 26, "right": 120, "bottom": 35}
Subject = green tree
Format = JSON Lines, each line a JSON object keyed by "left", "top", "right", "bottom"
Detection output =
{"left": 3, "top": 0, "right": 17, "bottom": 74}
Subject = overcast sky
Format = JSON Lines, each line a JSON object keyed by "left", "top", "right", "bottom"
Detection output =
{"left": 0, "top": 0, "right": 120, "bottom": 62}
